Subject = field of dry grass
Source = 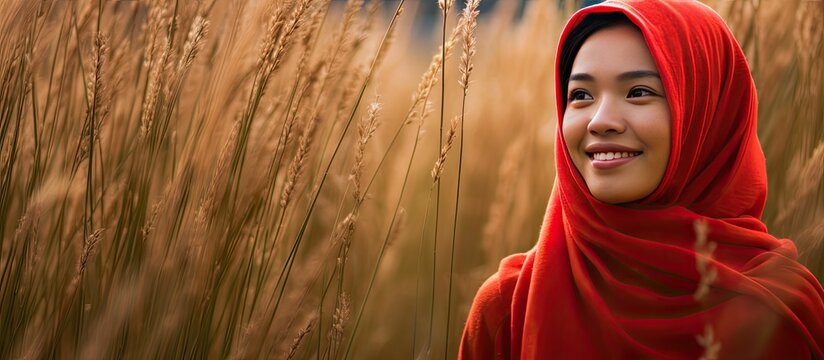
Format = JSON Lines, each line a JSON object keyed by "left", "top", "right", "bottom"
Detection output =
{"left": 0, "top": 0, "right": 821, "bottom": 358}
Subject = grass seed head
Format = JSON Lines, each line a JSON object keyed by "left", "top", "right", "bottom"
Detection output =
{"left": 431, "top": 116, "right": 460, "bottom": 182}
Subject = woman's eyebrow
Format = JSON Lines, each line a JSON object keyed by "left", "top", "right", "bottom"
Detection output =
{"left": 569, "top": 73, "right": 594, "bottom": 81}
{"left": 569, "top": 70, "right": 661, "bottom": 83}
{"left": 617, "top": 70, "right": 660, "bottom": 81}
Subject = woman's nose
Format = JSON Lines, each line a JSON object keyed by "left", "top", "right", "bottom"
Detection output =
{"left": 587, "top": 98, "right": 626, "bottom": 135}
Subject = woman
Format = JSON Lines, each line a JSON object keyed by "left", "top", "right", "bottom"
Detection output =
{"left": 459, "top": 1, "right": 824, "bottom": 359}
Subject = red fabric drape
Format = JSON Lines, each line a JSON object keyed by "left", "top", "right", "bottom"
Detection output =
{"left": 459, "top": 0, "right": 824, "bottom": 359}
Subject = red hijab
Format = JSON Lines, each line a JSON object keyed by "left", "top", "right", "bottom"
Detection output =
{"left": 460, "top": 1, "right": 824, "bottom": 358}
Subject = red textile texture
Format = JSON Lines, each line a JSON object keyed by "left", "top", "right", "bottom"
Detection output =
{"left": 459, "top": 0, "right": 824, "bottom": 359}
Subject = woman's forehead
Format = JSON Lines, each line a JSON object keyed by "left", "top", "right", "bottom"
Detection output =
{"left": 570, "top": 24, "right": 659, "bottom": 77}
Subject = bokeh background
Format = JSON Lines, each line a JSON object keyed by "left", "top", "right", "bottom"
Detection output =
{"left": 0, "top": 0, "right": 821, "bottom": 358}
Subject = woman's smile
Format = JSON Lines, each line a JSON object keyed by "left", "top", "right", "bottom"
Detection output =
{"left": 585, "top": 143, "right": 643, "bottom": 169}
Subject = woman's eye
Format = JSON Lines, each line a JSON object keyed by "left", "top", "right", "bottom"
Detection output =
{"left": 569, "top": 90, "right": 593, "bottom": 102}
{"left": 628, "top": 88, "right": 654, "bottom": 98}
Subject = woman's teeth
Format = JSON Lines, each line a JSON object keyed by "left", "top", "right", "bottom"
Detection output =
{"left": 592, "top": 152, "right": 641, "bottom": 161}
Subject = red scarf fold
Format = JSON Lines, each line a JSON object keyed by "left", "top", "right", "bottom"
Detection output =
{"left": 462, "top": 0, "right": 824, "bottom": 358}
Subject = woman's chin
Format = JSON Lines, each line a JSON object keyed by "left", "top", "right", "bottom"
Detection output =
{"left": 588, "top": 185, "right": 647, "bottom": 204}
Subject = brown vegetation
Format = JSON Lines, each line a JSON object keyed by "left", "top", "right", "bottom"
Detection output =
{"left": 0, "top": 0, "right": 820, "bottom": 358}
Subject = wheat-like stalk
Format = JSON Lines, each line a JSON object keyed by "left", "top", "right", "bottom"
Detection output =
{"left": 459, "top": 0, "right": 480, "bottom": 91}
{"left": 350, "top": 99, "right": 381, "bottom": 203}
{"left": 177, "top": 16, "right": 209, "bottom": 75}
{"left": 140, "top": 37, "right": 170, "bottom": 139}
{"left": 431, "top": 116, "right": 459, "bottom": 183}
{"left": 281, "top": 114, "right": 319, "bottom": 209}
{"left": 777, "top": 142, "right": 824, "bottom": 224}
{"left": 481, "top": 138, "right": 523, "bottom": 259}
{"left": 696, "top": 324, "right": 722, "bottom": 360}
{"left": 272, "top": 1, "right": 406, "bottom": 337}
{"left": 410, "top": 16, "right": 465, "bottom": 120}
{"left": 77, "top": 228, "right": 105, "bottom": 276}
{"left": 693, "top": 219, "right": 717, "bottom": 302}
{"left": 445, "top": 1, "right": 480, "bottom": 353}
{"left": 141, "top": 2, "right": 169, "bottom": 69}
{"left": 327, "top": 291, "right": 350, "bottom": 357}
{"left": 438, "top": 0, "right": 455, "bottom": 13}
{"left": 285, "top": 318, "right": 315, "bottom": 359}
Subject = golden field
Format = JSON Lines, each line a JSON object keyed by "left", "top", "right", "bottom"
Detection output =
{"left": 0, "top": 0, "right": 821, "bottom": 358}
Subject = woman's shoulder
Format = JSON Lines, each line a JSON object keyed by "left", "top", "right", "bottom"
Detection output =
{"left": 459, "top": 253, "right": 528, "bottom": 359}
{"left": 458, "top": 272, "right": 511, "bottom": 360}
{"left": 473, "top": 252, "right": 528, "bottom": 320}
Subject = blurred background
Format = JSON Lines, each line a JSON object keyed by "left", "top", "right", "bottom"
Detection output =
{"left": 0, "top": 0, "right": 821, "bottom": 358}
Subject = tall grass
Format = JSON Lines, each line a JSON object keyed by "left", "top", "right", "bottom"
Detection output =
{"left": 0, "top": 0, "right": 820, "bottom": 358}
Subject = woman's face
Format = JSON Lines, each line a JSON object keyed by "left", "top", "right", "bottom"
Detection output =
{"left": 563, "top": 24, "right": 671, "bottom": 204}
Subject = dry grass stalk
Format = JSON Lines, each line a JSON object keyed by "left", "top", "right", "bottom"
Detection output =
{"left": 482, "top": 139, "right": 523, "bottom": 259}
{"left": 355, "top": 0, "right": 382, "bottom": 46}
{"left": 79, "top": 34, "right": 110, "bottom": 162}
{"left": 195, "top": 119, "right": 241, "bottom": 228}
{"left": 76, "top": 228, "right": 104, "bottom": 278}
{"left": 142, "top": 177, "right": 177, "bottom": 241}
{"left": 350, "top": 99, "right": 381, "bottom": 203}
{"left": 372, "top": 4, "right": 401, "bottom": 71}
{"left": 256, "top": 3, "right": 289, "bottom": 71}
{"left": 285, "top": 318, "right": 315, "bottom": 359}
{"left": 79, "top": 276, "right": 144, "bottom": 359}
{"left": 459, "top": 0, "right": 480, "bottom": 91}
{"left": 266, "top": 0, "right": 311, "bottom": 76}
{"left": 693, "top": 219, "right": 717, "bottom": 302}
{"left": 410, "top": 18, "right": 464, "bottom": 114}
{"left": 301, "top": 0, "right": 328, "bottom": 48}
{"left": 793, "top": 0, "right": 822, "bottom": 95}
{"left": 177, "top": 15, "right": 209, "bottom": 74}
{"left": 142, "top": 1, "right": 169, "bottom": 69}
{"left": 431, "top": 116, "right": 459, "bottom": 183}
{"left": 316, "top": 213, "right": 355, "bottom": 348}
{"left": 696, "top": 324, "right": 722, "bottom": 360}
{"left": 54, "top": 228, "right": 103, "bottom": 342}
{"left": 287, "top": 0, "right": 326, "bottom": 92}
{"left": 438, "top": 0, "right": 455, "bottom": 13}
{"left": 12, "top": 209, "right": 41, "bottom": 294}
{"left": 446, "top": 2, "right": 481, "bottom": 351}
{"left": 321, "top": 0, "right": 363, "bottom": 85}
{"left": 270, "top": 241, "right": 342, "bottom": 352}
{"left": 236, "top": 238, "right": 334, "bottom": 359}
{"left": 777, "top": 141, "right": 824, "bottom": 224}
{"left": 88, "top": 32, "right": 109, "bottom": 106}
{"left": 334, "top": 67, "right": 365, "bottom": 126}
{"left": 269, "top": 3, "right": 407, "bottom": 343}
{"left": 327, "top": 213, "right": 356, "bottom": 358}
{"left": 281, "top": 114, "right": 320, "bottom": 208}
{"left": 333, "top": 212, "right": 358, "bottom": 249}
{"left": 797, "top": 219, "right": 824, "bottom": 259}
{"left": 342, "top": 0, "right": 365, "bottom": 37}
{"left": 140, "top": 36, "right": 170, "bottom": 139}
{"left": 327, "top": 291, "right": 351, "bottom": 356}
{"left": 278, "top": 58, "right": 325, "bottom": 163}
{"left": 388, "top": 207, "right": 407, "bottom": 247}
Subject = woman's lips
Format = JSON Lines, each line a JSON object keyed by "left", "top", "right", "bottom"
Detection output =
{"left": 588, "top": 151, "right": 642, "bottom": 170}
